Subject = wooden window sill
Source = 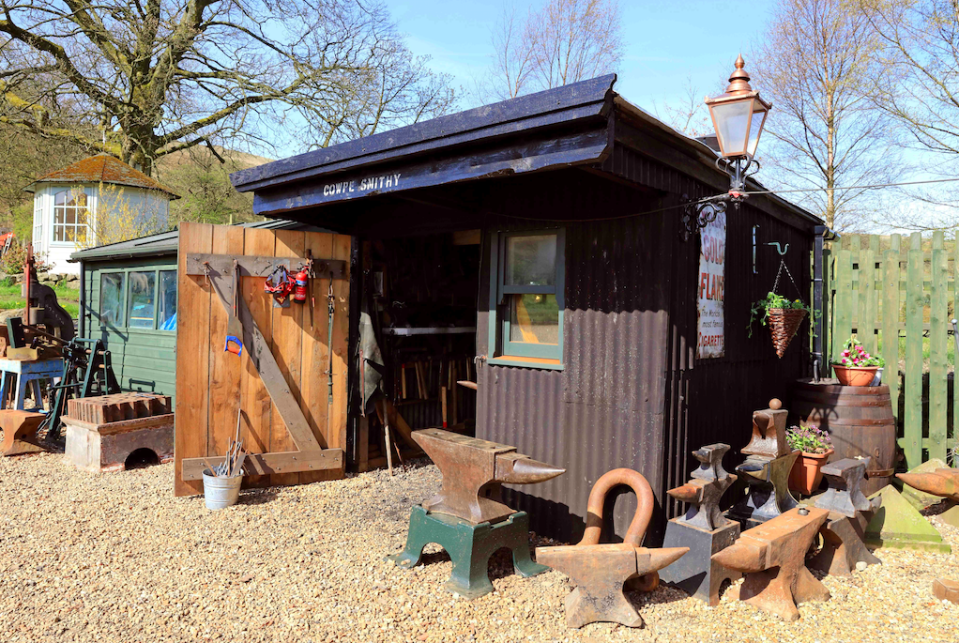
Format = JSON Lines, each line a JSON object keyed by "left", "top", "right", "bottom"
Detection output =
{"left": 488, "top": 355, "right": 564, "bottom": 371}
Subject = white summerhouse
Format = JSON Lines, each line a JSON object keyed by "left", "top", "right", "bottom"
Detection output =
{"left": 24, "top": 154, "right": 178, "bottom": 274}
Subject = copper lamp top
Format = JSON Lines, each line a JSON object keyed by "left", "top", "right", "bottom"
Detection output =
{"left": 726, "top": 54, "right": 753, "bottom": 94}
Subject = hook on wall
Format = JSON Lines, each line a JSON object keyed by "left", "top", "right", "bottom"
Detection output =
{"left": 765, "top": 241, "right": 789, "bottom": 256}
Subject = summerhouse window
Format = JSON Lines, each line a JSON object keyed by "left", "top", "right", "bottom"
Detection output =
{"left": 32, "top": 199, "right": 42, "bottom": 248}
{"left": 98, "top": 268, "right": 176, "bottom": 331}
{"left": 52, "top": 189, "right": 89, "bottom": 244}
{"left": 488, "top": 229, "right": 565, "bottom": 368}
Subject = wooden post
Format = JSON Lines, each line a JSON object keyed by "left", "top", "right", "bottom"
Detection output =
{"left": 929, "top": 231, "right": 948, "bottom": 462}
{"left": 904, "top": 232, "right": 924, "bottom": 469}
{"left": 881, "top": 235, "right": 901, "bottom": 430}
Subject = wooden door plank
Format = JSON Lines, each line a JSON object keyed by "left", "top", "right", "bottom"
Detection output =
{"left": 240, "top": 228, "right": 276, "bottom": 487}
{"left": 329, "top": 234, "right": 351, "bottom": 452}
{"left": 929, "top": 231, "right": 948, "bottom": 462}
{"left": 181, "top": 448, "right": 344, "bottom": 480}
{"left": 269, "top": 230, "right": 306, "bottom": 485}
{"left": 299, "top": 231, "right": 337, "bottom": 483}
{"left": 208, "top": 226, "right": 246, "bottom": 460}
{"left": 860, "top": 236, "right": 877, "bottom": 355}
{"left": 174, "top": 222, "right": 214, "bottom": 497}
{"left": 904, "top": 232, "right": 924, "bottom": 469}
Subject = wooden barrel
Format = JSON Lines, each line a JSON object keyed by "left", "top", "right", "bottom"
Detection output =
{"left": 791, "top": 379, "right": 896, "bottom": 496}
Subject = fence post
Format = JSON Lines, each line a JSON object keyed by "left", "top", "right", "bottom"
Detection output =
{"left": 904, "top": 232, "right": 924, "bottom": 469}
{"left": 833, "top": 235, "right": 854, "bottom": 362}
{"left": 930, "top": 231, "right": 948, "bottom": 462}
{"left": 882, "top": 234, "right": 901, "bottom": 432}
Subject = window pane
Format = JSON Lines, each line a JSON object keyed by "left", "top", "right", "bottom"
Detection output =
{"left": 127, "top": 271, "right": 156, "bottom": 329}
{"left": 158, "top": 270, "right": 177, "bottom": 331}
{"left": 66, "top": 208, "right": 76, "bottom": 225}
{"left": 506, "top": 234, "right": 556, "bottom": 286}
{"left": 73, "top": 192, "right": 87, "bottom": 207}
{"left": 55, "top": 190, "right": 68, "bottom": 205}
{"left": 100, "top": 273, "right": 125, "bottom": 325}
{"left": 76, "top": 207, "right": 88, "bottom": 225}
{"left": 64, "top": 227, "right": 75, "bottom": 242}
{"left": 509, "top": 294, "right": 559, "bottom": 345}
{"left": 53, "top": 226, "right": 63, "bottom": 242}
{"left": 54, "top": 206, "right": 65, "bottom": 224}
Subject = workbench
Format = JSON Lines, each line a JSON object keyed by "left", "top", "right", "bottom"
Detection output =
{"left": 0, "top": 357, "right": 63, "bottom": 412}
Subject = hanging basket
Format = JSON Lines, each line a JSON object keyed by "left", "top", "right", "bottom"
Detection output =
{"left": 767, "top": 308, "right": 807, "bottom": 358}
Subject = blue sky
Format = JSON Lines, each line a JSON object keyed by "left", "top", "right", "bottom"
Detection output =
{"left": 390, "top": 0, "right": 774, "bottom": 116}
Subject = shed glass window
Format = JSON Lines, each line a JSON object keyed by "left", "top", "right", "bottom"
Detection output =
{"left": 100, "top": 273, "right": 125, "bottom": 326}
{"left": 158, "top": 270, "right": 177, "bottom": 331}
{"left": 490, "top": 229, "right": 565, "bottom": 366}
{"left": 127, "top": 271, "right": 157, "bottom": 329}
{"left": 33, "top": 199, "right": 41, "bottom": 247}
{"left": 53, "top": 189, "right": 89, "bottom": 243}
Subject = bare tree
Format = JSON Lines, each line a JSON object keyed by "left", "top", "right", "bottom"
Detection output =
{"left": 485, "top": 0, "right": 622, "bottom": 101}
{"left": 653, "top": 79, "right": 715, "bottom": 139}
{"left": 0, "top": 1, "right": 454, "bottom": 174}
{"left": 753, "top": 0, "right": 896, "bottom": 231}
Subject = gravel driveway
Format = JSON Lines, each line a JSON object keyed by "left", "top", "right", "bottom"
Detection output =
{"left": 1, "top": 453, "right": 958, "bottom": 642}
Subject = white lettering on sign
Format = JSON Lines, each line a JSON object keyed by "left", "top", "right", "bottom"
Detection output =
{"left": 697, "top": 210, "right": 725, "bottom": 359}
{"left": 322, "top": 173, "right": 402, "bottom": 197}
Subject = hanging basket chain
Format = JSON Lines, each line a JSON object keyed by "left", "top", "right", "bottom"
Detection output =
{"left": 773, "top": 257, "right": 805, "bottom": 303}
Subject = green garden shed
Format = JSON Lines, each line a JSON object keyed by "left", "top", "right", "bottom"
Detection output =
{"left": 71, "top": 220, "right": 316, "bottom": 407}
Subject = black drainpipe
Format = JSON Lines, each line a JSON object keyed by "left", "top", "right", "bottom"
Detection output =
{"left": 812, "top": 225, "right": 838, "bottom": 381}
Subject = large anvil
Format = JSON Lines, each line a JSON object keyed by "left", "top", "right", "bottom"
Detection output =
{"left": 669, "top": 443, "right": 737, "bottom": 531}
{"left": 713, "top": 506, "right": 831, "bottom": 621}
{"left": 897, "top": 468, "right": 959, "bottom": 503}
{"left": 742, "top": 399, "right": 791, "bottom": 458}
{"left": 413, "top": 429, "right": 565, "bottom": 524}
{"left": 811, "top": 458, "right": 881, "bottom": 577}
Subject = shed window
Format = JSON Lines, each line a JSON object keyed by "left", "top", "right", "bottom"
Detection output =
{"left": 158, "top": 270, "right": 177, "bottom": 331}
{"left": 53, "top": 189, "right": 89, "bottom": 244}
{"left": 127, "top": 271, "right": 156, "bottom": 329}
{"left": 100, "top": 273, "right": 125, "bottom": 326}
{"left": 32, "top": 199, "right": 41, "bottom": 248}
{"left": 489, "top": 229, "right": 565, "bottom": 367}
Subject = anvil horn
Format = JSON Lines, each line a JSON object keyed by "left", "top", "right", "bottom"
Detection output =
{"left": 897, "top": 469, "right": 959, "bottom": 501}
{"left": 646, "top": 546, "right": 690, "bottom": 571}
{"left": 495, "top": 452, "right": 566, "bottom": 484}
{"left": 666, "top": 482, "right": 703, "bottom": 505}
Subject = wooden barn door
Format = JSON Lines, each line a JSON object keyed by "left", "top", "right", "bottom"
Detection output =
{"left": 174, "top": 222, "right": 350, "bottom": 496}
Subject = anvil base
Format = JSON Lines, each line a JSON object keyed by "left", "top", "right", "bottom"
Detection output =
{"left": 660, "top": 518, "right": 741, "bottom": 606}
{"left": 387, "top": 505, "right": 547, "bottom": 599}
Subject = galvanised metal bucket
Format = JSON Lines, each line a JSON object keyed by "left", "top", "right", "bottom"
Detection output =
{"left": 203, "top": 471, "right": 242, "bottom": 510}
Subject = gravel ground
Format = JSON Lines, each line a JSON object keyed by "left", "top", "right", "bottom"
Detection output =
{"left": 1, "top": 454, "right": 958, "bottom": 643}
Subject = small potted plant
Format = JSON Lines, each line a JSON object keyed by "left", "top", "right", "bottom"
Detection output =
{"left": 832, "top": 336, "right": 885, "bottom": 386}
{"left": 786, "top": 423, "right": 834, "bottom": 495}
{"left": 748, "top": 292, "right": 811, "bottom": 358}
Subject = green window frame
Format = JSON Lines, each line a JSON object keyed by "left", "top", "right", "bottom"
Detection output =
{"left": 487, "top": 228, "right": 565, "bottom": 369}
{"left": 97, "top": 267, "right": 177, "bottom": 332}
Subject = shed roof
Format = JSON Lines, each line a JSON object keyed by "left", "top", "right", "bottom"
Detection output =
{"left": 69, "top": 219, "right": 317, "bottom": 262}
{"left": 24, "top": 154, "right": 180, "bottom": 199}
{"left": 231, "top": 75, "right": 822, "bottom": 228}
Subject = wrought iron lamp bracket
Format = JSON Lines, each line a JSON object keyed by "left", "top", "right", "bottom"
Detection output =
{"left": 680, "top": 156, "right": 759, "bottom": 242}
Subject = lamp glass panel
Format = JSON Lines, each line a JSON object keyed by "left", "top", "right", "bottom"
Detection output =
{"left": 711, "top": 100, "right": 752, "bottom": 156}
{"left": 746, "top": 107, "right": 768, "bottom": 157}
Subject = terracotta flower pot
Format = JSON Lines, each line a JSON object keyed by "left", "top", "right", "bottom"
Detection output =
{"left": 832, "top": 365, "right": 878, "bottom": 387}
{"left": 788, "top": 449, "right": 834, "bottom": 496}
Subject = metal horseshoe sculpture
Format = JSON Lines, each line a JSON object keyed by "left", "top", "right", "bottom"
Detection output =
{"left": 537, "top": 469, "right": 689, "bottom": 628}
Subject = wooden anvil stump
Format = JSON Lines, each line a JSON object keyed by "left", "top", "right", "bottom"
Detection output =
{"left": 661, "top": 443, "right": 742, "bottom": 606}
{"left": 537, "top": 469, "right": 688, "bottom": 628}
{"left": 64, "top": 393, "right": 173, "bottom": 472}
{"left": 712, "top": 506, "right": 831, "bottom": 621}
{"left": 811, "top": 458, "right": 881, "bottom": 577}
{"left": 0, "top": 410, "right": 46, "bottom": 456}
{"left": 389, "top": 429, "right": 564, "bottom": 599}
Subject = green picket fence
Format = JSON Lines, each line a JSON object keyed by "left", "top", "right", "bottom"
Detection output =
{"left": 825, "top": 231, "right": 958, "bottom": 470}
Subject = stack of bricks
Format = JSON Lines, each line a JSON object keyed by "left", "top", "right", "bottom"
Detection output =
{"left": 64, "top": 393, "right": 174, "bottom": 472}
{"left": 68, "top": 393, "right": 171, "bottom": 425}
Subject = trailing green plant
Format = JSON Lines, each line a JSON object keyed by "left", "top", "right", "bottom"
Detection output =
{"left": 748, "top": 291, "right": 812, "bottom": 337}
{"left": 833, "top": 336, "right": 885, "bottom": 368}
{"left": 786, "top": 424, "right": 833, "bottom": 454}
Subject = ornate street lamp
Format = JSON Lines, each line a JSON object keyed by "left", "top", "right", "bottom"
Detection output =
{"left": 681, "top": 55, "right": 772, "bottom": 241}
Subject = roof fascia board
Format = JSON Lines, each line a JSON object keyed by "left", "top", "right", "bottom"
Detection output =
{"left": 232, "top": 74, "right": 616, "bottom": 193}
{"left": 252, "top": 126, "right": 610, "bottom": 217}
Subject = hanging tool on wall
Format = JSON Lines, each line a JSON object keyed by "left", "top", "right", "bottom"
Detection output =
{"left": 225, "top": 259, "right": 243, "bottom": 356}
{"left": 264, "top": 264, "right": 294, "bottom": 308}
{"left": 306, "top": 250, "right": 315, "bottom": 329}
{"left": 325, "top": 272, "right": 335, "bottom": 406}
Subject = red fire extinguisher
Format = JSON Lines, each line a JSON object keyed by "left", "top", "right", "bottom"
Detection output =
{"left": 293, "top": 265, "right": 309, "bottom": 304}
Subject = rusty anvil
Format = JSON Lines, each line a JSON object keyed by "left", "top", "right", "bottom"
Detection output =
{"left": 713, "top": 506, "right": 831, "bottom": 621}
{"left": 897, "top": 468, "right": 959, "bottom": 503}
{"left": 742, "top": 399, "right": 791, "bottom": 458}
{"left": 413, "top": 429, "right": 565, "bottom": 524}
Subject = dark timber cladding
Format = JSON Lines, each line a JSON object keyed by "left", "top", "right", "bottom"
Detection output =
{"left": 230, "top": 75, "right": 823, "bottom": 544}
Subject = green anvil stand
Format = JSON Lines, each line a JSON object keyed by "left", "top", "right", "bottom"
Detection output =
{"left": 388, "top": 505, "right": 549, "bottom": 599}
